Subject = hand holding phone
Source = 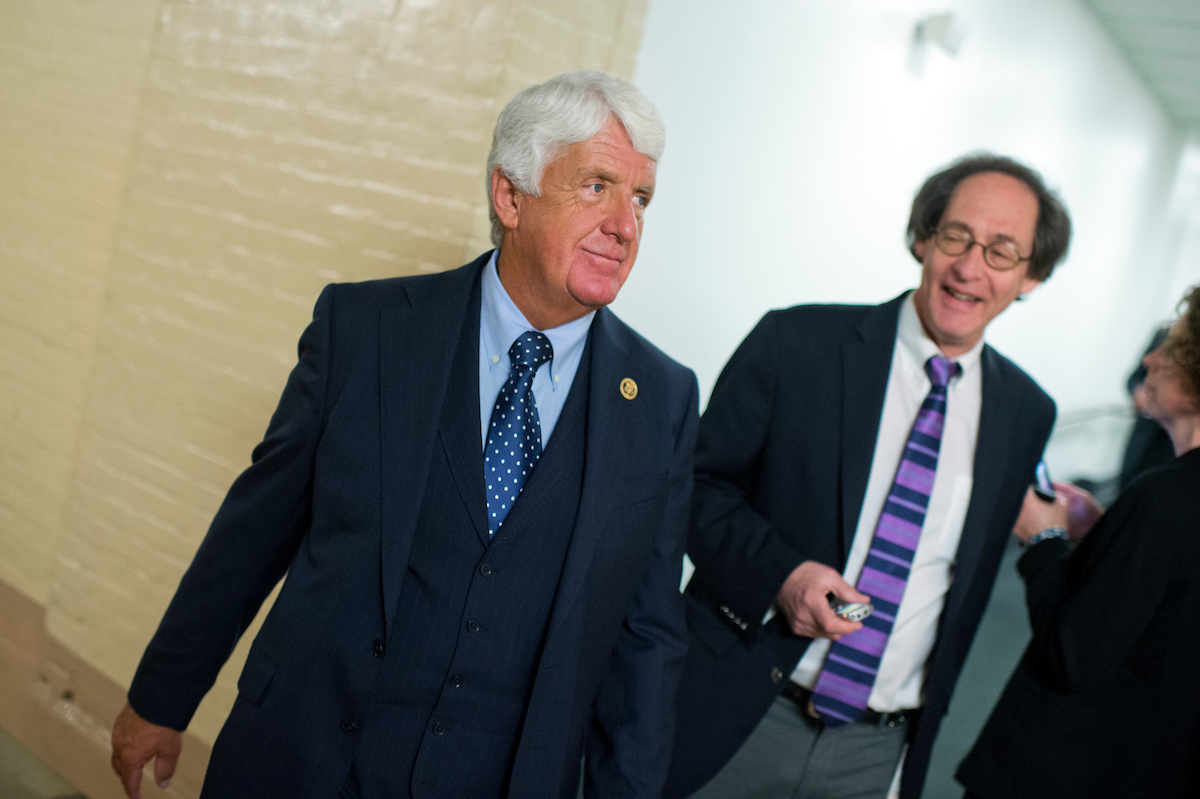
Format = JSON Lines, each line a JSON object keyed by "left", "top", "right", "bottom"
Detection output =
{"left": 827, "top": 593, "right": 873, "bottom": 622}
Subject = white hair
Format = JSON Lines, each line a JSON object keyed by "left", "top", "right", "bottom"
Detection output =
{"left": 485, "top": 70, "right": 666, "bottom": 247}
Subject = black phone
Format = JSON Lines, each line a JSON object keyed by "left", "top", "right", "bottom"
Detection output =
{"left": 1033, "top": 460, "right": 1055, "bottom": 502}
{"left": 828, "top": 593, "right": 873, "bottom": 622}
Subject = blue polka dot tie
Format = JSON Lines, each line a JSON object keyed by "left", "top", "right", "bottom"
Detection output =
{"left": 484, "top": 330, "right": 553, "bottom": 537}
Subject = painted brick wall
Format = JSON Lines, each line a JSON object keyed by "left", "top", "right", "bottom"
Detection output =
{"left": 0, "top": 0, "right": 163, "bottom": 604}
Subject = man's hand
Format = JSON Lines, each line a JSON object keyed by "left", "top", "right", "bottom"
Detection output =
{"left": 111, "top": 703, "right": 182, "bottom": 799}
{"left": 775, "top": 561, "right": 869, "bottom": 640}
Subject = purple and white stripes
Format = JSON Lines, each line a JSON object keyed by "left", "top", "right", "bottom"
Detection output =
{"left": 810, "top": 355, "right": 960, "bottom": 727}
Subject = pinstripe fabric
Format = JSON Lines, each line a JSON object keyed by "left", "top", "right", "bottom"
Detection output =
{"left": 811, "top": 356, "right": 960, "bottom": 727}
{"left": 348, "top": 324, "right": 589, "bottom": 799}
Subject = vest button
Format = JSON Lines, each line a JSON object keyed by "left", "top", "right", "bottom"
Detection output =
{"left": 449, "top": 674, "right": 463, "bottom": 688}
{"left": 372, "top": 639, "right": 385, "bottom": 658}
{"left": 340, "top": 719, "right": 358, "bottom": 735}
{"left": 479, "top": 563, "right": 493, "bottom": 576}
{"left": 466, "top": 619, "right": 481, "bottom": 632}
{"left": 432, "top": 721, "right": 446, "bottom": 736}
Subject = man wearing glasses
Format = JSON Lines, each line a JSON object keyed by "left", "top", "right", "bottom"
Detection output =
{"left": 664, "top": 155, "right": 1071, "bottom": 799}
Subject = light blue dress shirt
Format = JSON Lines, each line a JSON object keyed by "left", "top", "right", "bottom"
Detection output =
{"left": 478, "top": 251, "right": 594, "bottom": 450}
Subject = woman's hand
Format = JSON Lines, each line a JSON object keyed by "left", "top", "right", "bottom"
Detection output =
{"left": 1012, "top": 486, "right": 1069, "bottom": 543}
{"left": 1055, "top": 482, "right": 1105, "bottom": 541}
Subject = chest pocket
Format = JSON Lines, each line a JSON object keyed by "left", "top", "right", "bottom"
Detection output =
{"left": 606, "top": 471, "right": 669, "bottom": 532}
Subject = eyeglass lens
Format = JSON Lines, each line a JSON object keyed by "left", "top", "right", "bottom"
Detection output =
{"left": 935, "top": 227, "right": 1022, "bottom": 270}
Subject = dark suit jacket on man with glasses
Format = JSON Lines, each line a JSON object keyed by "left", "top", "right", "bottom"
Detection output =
{"left": 665, "top": 154, "right": 1072, "bottom": 799}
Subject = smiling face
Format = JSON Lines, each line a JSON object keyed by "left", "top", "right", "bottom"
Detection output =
{"left": 491, "top": 115, "right": 656, "bottom": 330}
{"left": 912, "top": 171, "right": 1042, "bottom": 357}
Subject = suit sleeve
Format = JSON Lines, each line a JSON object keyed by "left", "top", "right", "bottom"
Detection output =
{"left": 1016, "top": 481, "right": 1171, "bottom": 692}
{"left": 127, "top": 284, "right": 335, "bottom": 730}
{"left": 584, "top": 371, "right": 699, "bottom": 799}
{"left": 687, "top": 311, "right": 803, "bottom": 628}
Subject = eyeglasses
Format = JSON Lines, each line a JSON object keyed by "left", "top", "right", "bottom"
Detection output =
{"left": 932, "top": 225, "right": 1031, "bottom": 271}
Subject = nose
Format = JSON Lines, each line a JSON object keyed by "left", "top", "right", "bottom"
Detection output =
{"left": 601, "top": 192, "right": 639, "bottom": 244}
{"left": 952, "top": 241, "right": 988, "bottom": 278}
{"left": 1143, "top": 347, "right": 1161, "bottom": 370}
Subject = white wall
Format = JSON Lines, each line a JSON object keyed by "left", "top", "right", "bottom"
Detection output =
{"left": 617, "top": 0, "right": 1198, "bottom": 477}
{"left": 1161, "top": 142, "right": 1200, "bottom": 313}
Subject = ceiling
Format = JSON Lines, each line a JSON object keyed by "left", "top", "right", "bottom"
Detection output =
{"left": 1081, "top": 0, "right": 1200, "bottom": 132}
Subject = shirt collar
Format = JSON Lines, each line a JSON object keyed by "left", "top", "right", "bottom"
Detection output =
{"left": 480, "top": 250, "right": 595, "bottom": 388}
{"left": 897, "top": 291, "right": 983, "bottom": 381}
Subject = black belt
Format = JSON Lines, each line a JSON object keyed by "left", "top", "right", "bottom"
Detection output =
{"left": 780, "top": 681, "right": 918, "bottom": 729}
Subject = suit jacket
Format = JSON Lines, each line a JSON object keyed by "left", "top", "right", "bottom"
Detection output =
{"left": 957, "top": 447, "right": 1200, "bottom": 798}
{"left": 664, "top": 294, "right": 1055, "bottom": 799}
{"left": 128, "top": 253, "right": 700, "bottom": 798}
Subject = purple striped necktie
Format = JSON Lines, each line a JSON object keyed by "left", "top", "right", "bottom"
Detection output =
{"left": 811, "top": 355, "right": 961, "bottom": 727}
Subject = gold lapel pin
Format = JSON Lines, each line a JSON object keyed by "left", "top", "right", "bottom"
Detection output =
{"left": 620, "top": 377, "right": 638, "bottom": 400}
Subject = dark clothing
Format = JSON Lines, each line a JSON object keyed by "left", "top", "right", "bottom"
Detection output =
{"left": 958, "top": 447, "right": 1200, "bottom": 798}
{"left": 128, "top": 255, "right": 699, "bottom": 799}
{"left": 346, "top": 299, "right": 587, "bottom": 799}
{"left": 1119, "top": 416, "right": 1175, "bottom": 491}
{"left": 1120, "top": 326, "right": 1174, "bottom": 491}
{"left": 664, "top": 295, "right": 1055, "bottom": 799}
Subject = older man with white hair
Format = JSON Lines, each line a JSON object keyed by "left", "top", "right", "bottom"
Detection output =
{"left": 110, "top": 70, "right": 698, "bottom": 799}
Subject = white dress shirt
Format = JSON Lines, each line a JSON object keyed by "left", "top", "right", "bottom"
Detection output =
{"left": 478, "top": 250, "right": 595, "bottom": 450}
{"left": 790, "top": 292, "right": 984, "bottom": 712}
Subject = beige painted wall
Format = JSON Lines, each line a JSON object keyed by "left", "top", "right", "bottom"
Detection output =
{"left": 0, "top": 0, "right": 649, "bottom": 785}
{"left": 0, "top": 0, "right": 162, "bottom": 608}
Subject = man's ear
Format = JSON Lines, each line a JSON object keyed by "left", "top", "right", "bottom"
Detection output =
{"left": 913, "top": 237, "right": 928, "bottom": 261}
{"left": 491, "top": 166, "right": 520, "bottom": 231}
{"left": 1020, "top": 275, "right": 1042, "bottom": 296}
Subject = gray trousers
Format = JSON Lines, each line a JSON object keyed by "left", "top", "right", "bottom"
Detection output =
{"left": 688, "top": 695, "right": 907, "bottom": 799}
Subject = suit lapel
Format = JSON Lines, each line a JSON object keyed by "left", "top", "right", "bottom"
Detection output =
{"left": 942, "top": 345, "right": 1017, "bottom": 620}
{"left": 437, "top": 287, "right": 488, "bottom": 546}
{"left": 541, "top": 309, "right": 631, "bottom": 642}
{"left": 379, "top": 259, "right": 484, "bottom": 637}
{"left": 838, "top": 295, "right": 904, "bottom": 560}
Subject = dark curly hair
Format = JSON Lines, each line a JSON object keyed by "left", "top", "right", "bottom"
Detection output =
{"left": 906, "top": 153, "right": 1072, "bottom": 282}
{"left": 1163, "top": 283, "right": 1200, "bottom": 399}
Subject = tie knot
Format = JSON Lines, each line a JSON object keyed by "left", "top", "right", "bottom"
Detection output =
{"left": 925, "top": 356, "right": 961, "bottom": 388}
{"left": 509, "top": 330, "right": 553, "bottom": 371}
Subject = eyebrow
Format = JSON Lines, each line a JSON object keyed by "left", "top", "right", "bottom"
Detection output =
{"left": 593, "top": 169, "right": 621, "bottom": 185}
{"left": 944, "top": 221, "right": 1020, "bottom": 245}
{"left": 589, "top": 168, "right": 655, "bottom": 199}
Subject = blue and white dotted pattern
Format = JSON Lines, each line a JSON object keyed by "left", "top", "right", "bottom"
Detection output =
{"left": 484, "top": 330, "right": 553, "bottom": 536}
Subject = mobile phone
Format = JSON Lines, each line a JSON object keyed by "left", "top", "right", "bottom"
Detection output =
{"left": 828, "top": 594, "right": 873, "bottom": 622}
{"left": 1033, "top": 460, "right": 1055, "bottom": 502}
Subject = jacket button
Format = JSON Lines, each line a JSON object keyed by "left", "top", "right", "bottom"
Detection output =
{"left": 466, "top": 619, "right": 481, "bottom": 632}
{"left": 479, "top": 563, "right": 493, "bottom": 576}
{"left": 770, "top": 667, "right": 784, "bottom": 684}
{"left": 340, "top": 719, "right": 358, "bottom": 735}
{"left": 372, "top": 639, "right": 385, "bottom": 658}
{"left": 432, "top": 721, "right": 446, "bottom": 735}
{"left": 449, "top": 674, "right": 463, "bottom": 688}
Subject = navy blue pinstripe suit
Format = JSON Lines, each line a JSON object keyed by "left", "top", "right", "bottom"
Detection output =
{"left": 128, "top": 253, "right": 699, "bottom": 798}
